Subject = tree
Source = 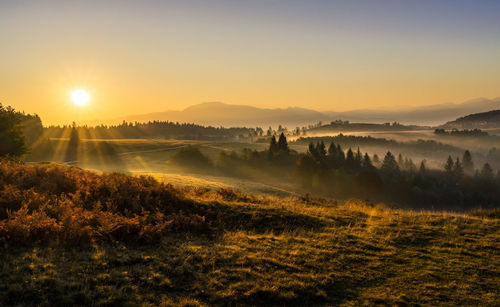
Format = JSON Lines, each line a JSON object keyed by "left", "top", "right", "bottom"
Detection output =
{"left": 355, "top": 148, "right": 362, "bottom": 169}
{"left": 419, "top": 160, "right": 426, "bottom": 174}
{"left": 462, "top": 150, "right": 474, "bottom": 175}
{"left": 372, "top": 154, "right": 380, "bottom": 164}
{"left": 480, "top": 163, "right": 494, "bottom": 180}
{"left": 317, "top": 141, "right": 326, "bottom": 158}
{"left": 345, "top": 148, "right": 356, "bottom": 170}
{"left": 0, "top": 104, "right": 27, "bottom": 157}
{"left": 336, "top": 144, "right": 345, "bottom": 162}
{"left": 381, "top": 151, "right": 399, "bottom": 173}
{"left": 362, "top": 153, "right": 373, "bottom": 169}
{"left": 269, "top": 135, "right": 279, "bottom": 154}
{"left": 327, "top": 142, "right": 337, "bottom": 156}
{"left": 398, "top": 153, "right": 404, "bottom": 169}
{"left": 453, "top": 158, "right": 463, "bottom": 178}
{"left": 277, "top": 133, "right": 289, "bottom": 153}
{"left": 444, "top": 156, "right": 454, "bottom": 173}
{"left": 65, "top": 123, "right": 80, "bottom": 162}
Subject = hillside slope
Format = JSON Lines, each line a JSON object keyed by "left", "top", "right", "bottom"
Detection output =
{"left": 441, "top": 109, "right": 500, "bottom": 129}
{"left": 0, "top": 161, "right": 499, "bottom": 306}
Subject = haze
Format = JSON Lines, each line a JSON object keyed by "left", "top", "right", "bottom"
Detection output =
{"left": 1, "top": 0, "right": 499, "bottom": 125}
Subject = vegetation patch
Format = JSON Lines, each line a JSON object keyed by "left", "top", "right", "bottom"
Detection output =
{"left": 0, "top": 161, "right": 499, "bottom": 305}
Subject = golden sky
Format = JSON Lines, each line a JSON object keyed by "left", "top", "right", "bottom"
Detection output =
{"left": 1, "top": 1, "right": 499, "bottom": 125}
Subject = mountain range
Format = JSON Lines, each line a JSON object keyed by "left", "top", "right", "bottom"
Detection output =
{"left": 86, "top": 97, "right": 500, "bottom": 128}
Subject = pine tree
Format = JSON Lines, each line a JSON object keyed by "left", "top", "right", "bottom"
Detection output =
{"left": 444, "top": 156, "right": 454, "bottom": 173}
{"left": 398, "top": 153, "right": 404, "bottom": 169}
{"left": 419, "top": 160, "right": 426, "bottom": 174}
{"left": 277, "top": 133, "right": 289, "bottom": 153}
{"left": 453, "top": 158, "right": 463, "bottom": 178}
{"left": 362, "top": 153, "right": 373, "bottom": 169}
{"left": 316, "top": 141, "right": 326, "bottom": 158}
{"left": 336, "top": 144, "right": 345, "bottom": 162}
{"left": 355, "top": 147, "right": 362, "bottom": 169}
{"left": 269, "top": 135, "right": 278, "bottom": 154}
{"left": 372, "top": 153, "right": 380, "bottom": 164}
{"left": 65, "top": 123, "right": 80, "bottom": 162}
{"left": 462, "top": 150, "right": 474, "bottom": 175}
{"left": 381, "top": 151, "right": 399, "bottom": 173}
{"left": 480, "top": 163, "right": 494, "bottom": 180}
{"left": 308, "top": 142, "right": 317, "bottom": 158}
{"left": 345, "top": 148, "right": 355, "bottom": 169}
{"left": 327, "top": 142, "right": 337, "bottom": 156}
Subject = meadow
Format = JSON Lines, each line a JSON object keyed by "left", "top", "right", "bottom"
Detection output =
{"left": 0, "top": 161, "right": 499, "bottom": 306}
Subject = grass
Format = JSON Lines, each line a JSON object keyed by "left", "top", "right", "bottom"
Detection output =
{"left": 0, "top": 161, "right": 499, "bottom": 306}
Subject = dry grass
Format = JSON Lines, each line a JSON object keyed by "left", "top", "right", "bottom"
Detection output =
{"left": 0, "top": 161, "right": 499, "bottom": 306}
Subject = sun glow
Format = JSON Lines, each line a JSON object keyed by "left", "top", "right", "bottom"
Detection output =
{"left": 70, "top": 89, "right": 90, "bottom": 106}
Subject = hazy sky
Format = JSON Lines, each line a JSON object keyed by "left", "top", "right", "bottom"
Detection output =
{"left": 1, "top": 0, "right": 499, "bottom": 125}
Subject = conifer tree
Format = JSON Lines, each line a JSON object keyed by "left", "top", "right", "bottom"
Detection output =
{"left": 362, "top": 153, "right": 373, "bottom": 169}
{"left": 336, "top": 144, "right": 345, "bottom": 162}
{"left": 480, "top": 163, "right": 494, "bottom": 180}
{"left": 444, "top": 156, "right": 454, "bottom": 173}
{"left": 345, "top": 148, "right": 355, "bottom": 169}
{"left": 355, "top": 147, "right": 362, "bottom": 168}
{"left": 462, "top": 150, "right": 474, "bottom": 175}
{"left": 327, "top": 142, "right": 337, "bottom": 156}
{"left": 398, "top": 153, "right": 404, "bottom": 168}
{"left": 381, "top": 151, "right": 399, "bottom": 173}
{"left": 277, "top": 133, "right": 289, "bottom": 153}
{"left": 269, "top": 135, "right": 279, "bottom": 154}
{"left": 419, "top": 160, "right": 426, "bottom": 174}
{"left": 316, "top": 141, "right": 326, "bottom": 158}
{"left": 453, "top": 158, "right": 463, "bottom": 178}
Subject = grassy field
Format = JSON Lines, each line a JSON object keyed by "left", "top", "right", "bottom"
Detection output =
{"left": 0, "top": 161, "right": 499, "bottom": 306}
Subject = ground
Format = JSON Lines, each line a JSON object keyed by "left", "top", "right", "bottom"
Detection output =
{"left": 1, "top": 190, "right": 498, "bottom": 306}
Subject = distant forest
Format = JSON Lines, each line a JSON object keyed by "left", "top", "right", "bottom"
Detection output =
{"left": 210, "top": 134, "right": 500, "bottom": 211}
{"left": 44, "top": 121, "right": 262, "bottom": 140}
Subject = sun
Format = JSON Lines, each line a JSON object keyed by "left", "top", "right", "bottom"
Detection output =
{"left": 70, "top": 89, "right": 90, "bottom": 106}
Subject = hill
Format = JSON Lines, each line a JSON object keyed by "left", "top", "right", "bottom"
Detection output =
{"left": 0, "top": 161, "right": 499, "bottom": 306}
{"left": 84, "top": 98, "right": 500, "bottom": 127}
{"left": 441, "top": 110, "right": 500, "bottom": 129}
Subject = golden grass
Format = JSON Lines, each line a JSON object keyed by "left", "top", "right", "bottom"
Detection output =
{"left": 0, "top": 161, "right": 498, "bottom": 306}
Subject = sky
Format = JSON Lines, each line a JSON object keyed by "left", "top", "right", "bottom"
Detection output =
{"left": 1, "top": 0, "right": 499, "bottom": 125}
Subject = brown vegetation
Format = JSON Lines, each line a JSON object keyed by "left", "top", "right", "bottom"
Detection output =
{"left": 0, "top": 161, "right": 499, "bottom": 306}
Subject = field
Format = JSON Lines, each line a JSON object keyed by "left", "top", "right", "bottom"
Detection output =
{"left": 1, "top": 161, "right": 499, "bottom": 306}
{"left": 28, "top": 138, "right": 307, "bottom": 197}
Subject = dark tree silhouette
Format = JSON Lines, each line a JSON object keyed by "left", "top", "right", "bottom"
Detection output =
{"left": 277, "top": 133, "right": 289, "bottom": 153}
{"left": 269, "top": 135, "right": 279, "bottom": 154}
{"left": 381, "top": 152, "right": 400, "bottom": 176}
{"left": 453, "top": 158, "right": 463, "bottom": 178}
{"left": 65, "top": 123, "right": 80, "bottom": 162}
{"left": 419, "top": 160, "right": 426, "bottom": 174}
{"left": 480, "top": 163, "right": 494, "bottom": 180}
{"left": 444, "top": 156, "right": 454, "bottom": 173}
{"left": 462, "top": 150, "right": 474, "bottom": 175}
{"left": 0, "top": 104, "right": 27, "bottom": 157}
{"left": 362, "top": 153, "right": 373, "bottom": 169}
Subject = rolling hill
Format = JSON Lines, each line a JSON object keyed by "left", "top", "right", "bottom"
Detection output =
{"left": 441, "top": 110, "right": 500, "bottom": 129}
{"left": 1, "top": 161, "right": 499, "bottom": 306}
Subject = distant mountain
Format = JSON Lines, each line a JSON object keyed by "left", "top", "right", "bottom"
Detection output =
{"left": 96, "top": 102, "right": 330, "bottom": 128}
{"left": 325, "top": 98, "right": 500, "bottom": 125}
{"left": 85, "top": 98, "right": 500, "bottom": 128}
{"left": 441, "top": 110, "right": 500, "bottom": 129}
